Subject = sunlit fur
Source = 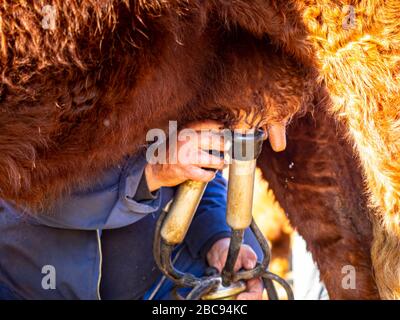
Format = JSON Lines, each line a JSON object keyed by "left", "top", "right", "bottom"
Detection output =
{"left": 290, "top": 0, "right": 400, "bottom": 300}
{"left": 206, "top": 0, "right": 400, "bottom": 300}
{"left": 307, "top": 2, "right": 400, "bottom": 300}
{"left": 0, "top": 1, "right": 399, "bottom": 299}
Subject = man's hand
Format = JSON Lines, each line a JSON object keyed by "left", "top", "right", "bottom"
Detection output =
{"left": 145, "top": 120, "right": 226, "bottom": 192}
{"left": 206, "top": 237, "right": 264, "bottom": 300}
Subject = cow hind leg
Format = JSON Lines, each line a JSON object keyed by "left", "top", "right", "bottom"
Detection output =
{"left": 257, "top": 108, "right": 379, "bottom": 299}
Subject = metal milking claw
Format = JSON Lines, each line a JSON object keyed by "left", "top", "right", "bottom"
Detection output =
{"left": 152, "top": 128, "right": 294, "bottom": 300}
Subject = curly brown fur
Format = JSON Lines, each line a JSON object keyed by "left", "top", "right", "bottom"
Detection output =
{"left": 0, "top": 1, "right": 312, "bottom": 209}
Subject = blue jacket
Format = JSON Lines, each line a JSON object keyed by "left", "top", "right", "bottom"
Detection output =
{"left": 0, "top": 152, "right": 234, "bottom": 299}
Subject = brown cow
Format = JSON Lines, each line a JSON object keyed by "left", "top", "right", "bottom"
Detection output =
{"left": 0, "top": 1, "right": 399, "bottom": 299}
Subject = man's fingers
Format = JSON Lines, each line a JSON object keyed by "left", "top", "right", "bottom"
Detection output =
{"left": 197, "top": 130, "right": 227, "bottom": 153}
{"left": 234, "top": 244, "right": 257, "bottom": 272}
{"left": 243, "top": 248, "right": 257, "bottom": 270}
{"left": 236, "top": 278, "right": 264, "bottom": 300}
{"left": 207, "top": 249, "right": 225, "bottom": 273}
{"left": 194, "top": 150, "right": 225, "bottom": 170}
{"left": 211, "top": 255, "right": 226, "bottom": 274}
{"left": 184, "top": 165, "right": 216, "bottom": 182}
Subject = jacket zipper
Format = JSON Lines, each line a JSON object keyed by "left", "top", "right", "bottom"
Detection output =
{"left": 96, "top": 229, "right": 103, "bottom": 300}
